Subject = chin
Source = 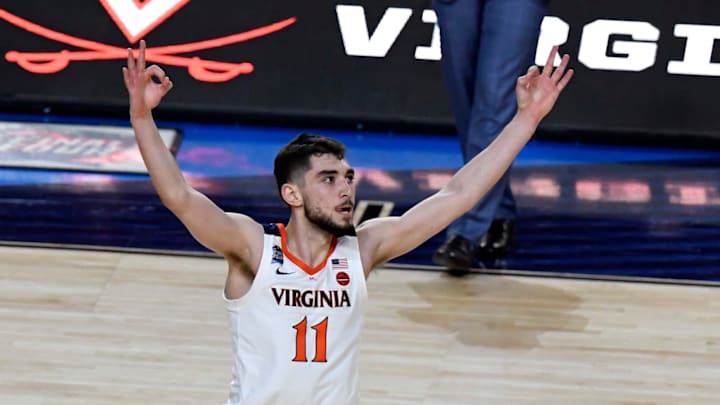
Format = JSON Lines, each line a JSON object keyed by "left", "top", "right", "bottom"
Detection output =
{"left": 333, "top": 223, "right": 356, "bottom": 237}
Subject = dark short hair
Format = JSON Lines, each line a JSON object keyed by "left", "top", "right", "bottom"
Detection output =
{"left": 273, "top": 133, "right": 347, "bottom": 195}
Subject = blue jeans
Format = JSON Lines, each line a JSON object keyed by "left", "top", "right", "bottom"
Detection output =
{"left": 434, "top": 0, "right": 547, "bottom": 242}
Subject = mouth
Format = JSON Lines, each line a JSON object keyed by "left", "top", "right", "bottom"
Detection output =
{"left": 336, "top": 203, "right": 354, "bottom": 219}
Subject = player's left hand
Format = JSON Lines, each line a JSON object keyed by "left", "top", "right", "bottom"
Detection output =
{"left": 515, "top": 45, "right": 574, "bottom": 123}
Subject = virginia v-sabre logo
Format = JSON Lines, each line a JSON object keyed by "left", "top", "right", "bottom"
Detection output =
{"left": 100, "top": 0, "right": 191, "bottom": 43}
{"left": 0, "top": 1, "right": 296, "bottom": 82}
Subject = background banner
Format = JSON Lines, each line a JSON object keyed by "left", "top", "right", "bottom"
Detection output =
{"left": 1, "top": 1, "right": 719, "bottom": 138}
{"left": 0, "top": 121, "right": 179, "bottom": 173}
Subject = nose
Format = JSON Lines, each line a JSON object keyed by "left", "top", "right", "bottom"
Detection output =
{"left": 340, "top": 178, "right": 352, "bottom": 196}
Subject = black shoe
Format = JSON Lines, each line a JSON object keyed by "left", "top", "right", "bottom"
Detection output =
{"left": 477, "top": 219, "right": 515, "bottom": 259}
{"left": 432, "top": 234, "right": 475, "bottom": 272}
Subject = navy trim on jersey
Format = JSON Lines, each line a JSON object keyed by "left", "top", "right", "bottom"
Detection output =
{"left": 263, "top": 223, "right": 281, "bottom": 236}
{"left": 263, "top": 223, "right": 356, "bottom": 237}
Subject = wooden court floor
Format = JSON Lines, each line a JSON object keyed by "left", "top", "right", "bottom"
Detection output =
{"left": 1, "top": 245, "right": 718, "bottom": 404}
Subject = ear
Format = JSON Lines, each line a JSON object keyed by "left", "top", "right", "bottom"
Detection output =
{"left": 281, "top": 183, "right": 303, "bottom": 207}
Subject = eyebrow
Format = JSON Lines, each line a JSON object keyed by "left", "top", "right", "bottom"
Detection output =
{"left": 316, "top": 168, "right": 355, "bottom": 177}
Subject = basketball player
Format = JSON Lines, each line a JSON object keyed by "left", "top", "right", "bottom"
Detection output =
{"left": 122, "top": 40, "right": 572, "bottom": 404}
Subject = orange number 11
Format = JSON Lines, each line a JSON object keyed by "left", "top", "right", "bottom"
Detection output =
{"left": 292, "top": 316, "right": 328, "bottom": 363}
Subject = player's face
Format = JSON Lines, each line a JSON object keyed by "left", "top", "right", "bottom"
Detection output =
{"left": 301, "top": 154, "right": 356, "bottom": 236}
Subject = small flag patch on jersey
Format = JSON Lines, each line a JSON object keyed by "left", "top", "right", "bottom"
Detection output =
{"left": 272, "top": 244, "right": 283, "bottom": 264}
{"left": 331, "top": 258, "right": 348, "bottom": 270}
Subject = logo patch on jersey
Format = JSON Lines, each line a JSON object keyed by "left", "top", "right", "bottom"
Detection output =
{"left": 331, "top": 258, "right": 348, "bottom": 270}
{"left": 271, "top": 244, "right": 283, "bottom": 264}
{"left": 276, "top": 267, "right": 294, "bottom": 275}
{"left": 336, "top": 271, "right": 350, "bottom": 286}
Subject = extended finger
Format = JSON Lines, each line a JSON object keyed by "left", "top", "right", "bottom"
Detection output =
{"left": 138, "top": 40, "right": 147, "bottom": 71}
{"left": 122, "top": 66, "right": 131, "bottom": 87}
{"left": 126, "top": 47, "right": 135, "bottom": 73}
{"left": 542, "top": 45, "right": 559, "bottom": 77}
{"left": 551, "top": 54, "right": 570, "bottom": 84}
{"left": 557, "top": 69, "right": 574, "bottom": 92}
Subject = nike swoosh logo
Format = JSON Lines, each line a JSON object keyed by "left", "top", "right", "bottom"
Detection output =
{"left": 276, "top": 268, "right": 295, "bottom": 275}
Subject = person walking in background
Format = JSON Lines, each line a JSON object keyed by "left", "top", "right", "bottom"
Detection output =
{"left": 432, "top": 0, "right": 548, "bottom": 271}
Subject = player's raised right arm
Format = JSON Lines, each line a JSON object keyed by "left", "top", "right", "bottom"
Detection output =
{"left": 122, "top": 40, "right": 262, "bottom": 264}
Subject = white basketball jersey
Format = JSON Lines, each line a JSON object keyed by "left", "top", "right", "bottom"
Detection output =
{"left": 224, "top": 223, "right": 368, "bottom": 405}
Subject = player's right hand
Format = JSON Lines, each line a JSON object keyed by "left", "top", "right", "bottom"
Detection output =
{"left": 122, "top": 40, "right": 173, "bottom": 119}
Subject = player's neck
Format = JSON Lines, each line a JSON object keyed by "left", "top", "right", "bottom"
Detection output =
{"left": 284, "top": 218, "right": 335, "bottom": 267}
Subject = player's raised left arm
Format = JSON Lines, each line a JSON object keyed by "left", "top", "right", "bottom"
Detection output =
{"left": 357, "top": 46, "right": 573, "bottom": 273}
